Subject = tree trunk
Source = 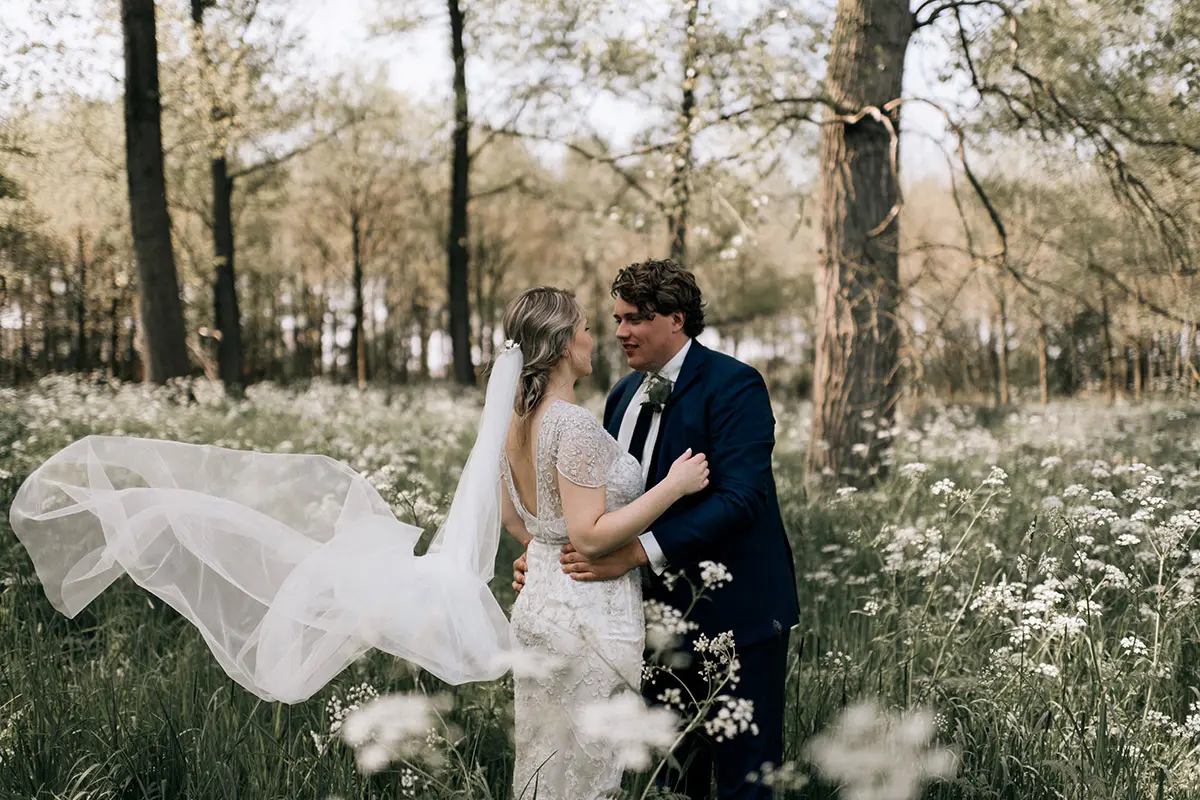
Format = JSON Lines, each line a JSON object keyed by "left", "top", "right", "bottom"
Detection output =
{"left": 1102, "top": 293, "right": 1115, "bottom": 405}
{"left": 193, "top": 0, "right": 245, "bottom": 394}
{"left": 446, "top": 0, "right": 474, "bottom": 386}
{"left": 997, "top": 289, "right": 1010, "bottom": 406}
{"left": 75, "top": 230, "right": 89, "bottom": 372}
{"left": 805, "top": 0, "right": 911, "bottom": 486}
{"left": 108, "top": 295, "right": 121, "bottom": 378}
{"left": 1037, "top": 321, "right": 1049, "bottom": 406}
{"left": 211, "top": 158, "right": 245, "bottom": 392}
{"left": 122, "top": 0, "right": 190, "bottom": 383}
{"left": 668, "top": 0, "right": 700, "bottom": 266}
{"left": 1132, "top": 338, "right": 1143, "bottom": 402}
{"left": 416, "top": 297, "right": 432, "bottom": 381}
{"left": 350, "top": 210, "right": 368, "bottom": 389}
{"left": 590, "top": 261, "right": 612, "bottom": 391}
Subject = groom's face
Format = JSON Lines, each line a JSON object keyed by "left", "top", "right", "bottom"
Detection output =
{"left": 613, "top": 297, "right": 685, "bottom": 373}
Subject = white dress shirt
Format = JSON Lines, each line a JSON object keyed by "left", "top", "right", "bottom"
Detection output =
{"left": 617, "top": 338, "right": 692, "bottom": 575}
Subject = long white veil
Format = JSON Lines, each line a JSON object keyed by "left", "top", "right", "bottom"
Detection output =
{"left": 7, "top": 346, "right": 524, "bottom": 703}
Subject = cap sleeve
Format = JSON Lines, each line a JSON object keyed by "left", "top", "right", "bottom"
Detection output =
{"left": 551, "top": 403, "right": 624, "bottom": 489}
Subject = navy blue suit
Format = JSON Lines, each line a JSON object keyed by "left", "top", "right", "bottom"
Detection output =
{"left": 604, "top": 341, "right": 799, "bottom": 799}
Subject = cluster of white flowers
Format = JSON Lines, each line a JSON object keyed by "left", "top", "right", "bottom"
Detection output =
{"left": 699, "top": 560, "right": 733, "bottom": 590}
{"left": 930, "top": 479, "right": 956, "bottom": 497}
{"left": 1119, "top": 635, "right": 1149, "bottom": 656}
{"left": 311, "top": 682, "right": 381, "bottom": 755}
{"left": 644, "top": 599, "right": 698, "bottom": 652}
{"left": 656, "top": 686, "right": 684, "bottom": 711}
{"left": 806, "top": 699, "right": 957, "bottom": 800}
{"left": 577, "top": 693, "right": 679, "bottom": 770}
{"left": 339, "top": 692, "right": 448, "bottom": 775}
{"left": 898, "top": 462, "right": 930, "bottom": 480}
{"left": 695, "top": 631, "right": 740, "bottom": 686}
{"left": 704, "top": 695, "right": 758, "bottom": 742}
{"left": 748, "top": 760, "right": 810, "bottom": 791}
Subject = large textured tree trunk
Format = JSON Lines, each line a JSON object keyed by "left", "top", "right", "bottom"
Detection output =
{"left": 667, "top": 0, "right": 700, "bottom": 266}
{"left": 446, "top": 0, "right": 474, "bottom": 385}
{"left": 805, "top": 0, "right": 912, "bottom": 485}
{"left": 122, "top": 0, "right": 190, "bottom": 383}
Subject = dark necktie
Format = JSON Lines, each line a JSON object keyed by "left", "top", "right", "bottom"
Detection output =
{"left": 627, "top": 403, "right": 655, "bottom": 465}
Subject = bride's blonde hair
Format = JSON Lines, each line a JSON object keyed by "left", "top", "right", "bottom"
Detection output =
{"left": 501, "top": 286, "right": 583, "bottom": 418}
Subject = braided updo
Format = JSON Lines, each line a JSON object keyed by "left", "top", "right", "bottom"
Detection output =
{"left": 501, "top": 286, "right": 583, "bottom": 418}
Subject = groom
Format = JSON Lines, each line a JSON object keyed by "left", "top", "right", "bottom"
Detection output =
{"left": 517, "top": 258, "right": 800, "bottom": 799}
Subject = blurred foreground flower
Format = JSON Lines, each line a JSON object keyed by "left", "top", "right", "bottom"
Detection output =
{"left": 806, "top": 699, "right": 957, "bottom": 800}
{"left": 340, "top": 692, "right": 451, "bottom": 775}
{"left": 577, "top": 692, "right": 679, "bottom": 770}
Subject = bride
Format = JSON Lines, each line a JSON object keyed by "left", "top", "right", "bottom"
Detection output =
{"left": 499, "top": 287, "right": 707, "bottom": 797}
{"left": 8, "top": 286, "right": 707, "bottom": 799}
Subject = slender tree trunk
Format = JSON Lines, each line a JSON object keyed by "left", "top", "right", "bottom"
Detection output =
{"left": 1037, "top": 320, "right": 1049, "bottom": 406}
{"left": 805, "top": 0, "right": 912, "bottom": 486}
{"left": 474, "top": 250, "right": 486, "bottom": 362}
{"left": 75, "top": 230, "right": 88, "bottom": 372}
{"left": 122, "top": 0, "right": 190, "bottom": 383}
{"left": 446, "top": 0, "right": 474, "bottom": 385}
{"left": 41, "top": 273, "right": 54, "bottom": 372}
{"left": 1102, "top": 293, "right": 1115, "bottom": 405}
{"left": 108, "top": 284, "right": 121, "bottom": 379}
{"left": 211, "top": 158, "right": 245, "bottom": 392}
{"left": 590, "top": 259, "right": 612, "bottom": 390}
{"left": 350, "top": 210, "right": 367, "bottom": 389}
{"left": 417, "top": 300, "right": 431, "bottom": 381}
{"left": 19, "top": 305, "right": 31, "bottom": 383}
{"left": 997, "top": 288, "right": 1010, "bottom": 406}
{"left": 1133, "top": 338, "right": 1143, "bottom": 402}
{"left": 668, "top": 0, "right": 700, "bottom": 266}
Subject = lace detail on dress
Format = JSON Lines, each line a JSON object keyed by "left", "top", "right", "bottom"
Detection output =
{"left": 501, "top": 401, "right": 647, "bottom": 800}
{"left": 552, "top": 403, "right": 624, "bottom": 489}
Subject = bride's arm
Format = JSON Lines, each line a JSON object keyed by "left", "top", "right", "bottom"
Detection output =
{"left": 501, "top": 486, "right": 533, "bottom": 546}
{"left": 558, "top": 451, "right": 707, "bottom": 560}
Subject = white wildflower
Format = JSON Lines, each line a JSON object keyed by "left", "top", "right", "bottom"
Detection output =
{"left": 699, "top": 561, "right": 733, "bottom": 590}
{"left": 805, "top": 699, "right": 957, "bottom": 800}
{"left": 577, "top": 693, "right": 679, "bottom": 770}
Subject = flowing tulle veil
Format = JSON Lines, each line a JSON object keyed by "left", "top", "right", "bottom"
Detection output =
{"left": 8, "top": 344, "right": 524, "bottom": 703}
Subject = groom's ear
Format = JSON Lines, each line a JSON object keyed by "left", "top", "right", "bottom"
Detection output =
{"left": 670, "top": 312, "right": 686, "bottom": 333}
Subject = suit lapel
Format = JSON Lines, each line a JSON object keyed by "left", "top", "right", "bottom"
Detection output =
{"left": 606, "top": 372, "right": 642, "bottom": 439}
{"left": 666, "top": 341, "right": 708, "bottom": 408}
{"left": 647, "top": 342, "right": 710, "bottom": 486}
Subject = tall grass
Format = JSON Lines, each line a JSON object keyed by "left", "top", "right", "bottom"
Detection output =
{"left": 0, "top": 377, "right": 1197, "bottom": 798}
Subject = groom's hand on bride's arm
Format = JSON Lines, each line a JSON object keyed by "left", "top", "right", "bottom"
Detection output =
{"left": 560, "top": 540, "right": 648, "bottom": 581}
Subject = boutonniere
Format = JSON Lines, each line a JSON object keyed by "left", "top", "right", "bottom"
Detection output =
{"left": 642, "top": 374, "right": 673, "bottom": 412}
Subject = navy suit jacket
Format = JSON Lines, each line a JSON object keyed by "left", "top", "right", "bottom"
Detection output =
{"left": 604, "top": 341, "right": 800, "bottom": 647}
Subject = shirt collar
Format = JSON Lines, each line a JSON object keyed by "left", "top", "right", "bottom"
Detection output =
{"left": 654, "top": 338, "right": 693, "bottom": 384}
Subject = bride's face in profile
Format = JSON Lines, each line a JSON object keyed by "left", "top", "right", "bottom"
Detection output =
{"left": 564, "top": 314, "right": 594, "bottom": 379}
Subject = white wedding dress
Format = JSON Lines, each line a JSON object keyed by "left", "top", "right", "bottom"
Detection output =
{"left": 501, "top": 400, "right": 646, "bottom": 800}
{"left": 7, "top": 347, "right": 649, "bottom": 798}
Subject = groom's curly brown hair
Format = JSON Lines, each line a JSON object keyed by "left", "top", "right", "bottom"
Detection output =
{"left": 611, "top": 258, "right": 706, "bottom": 338}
